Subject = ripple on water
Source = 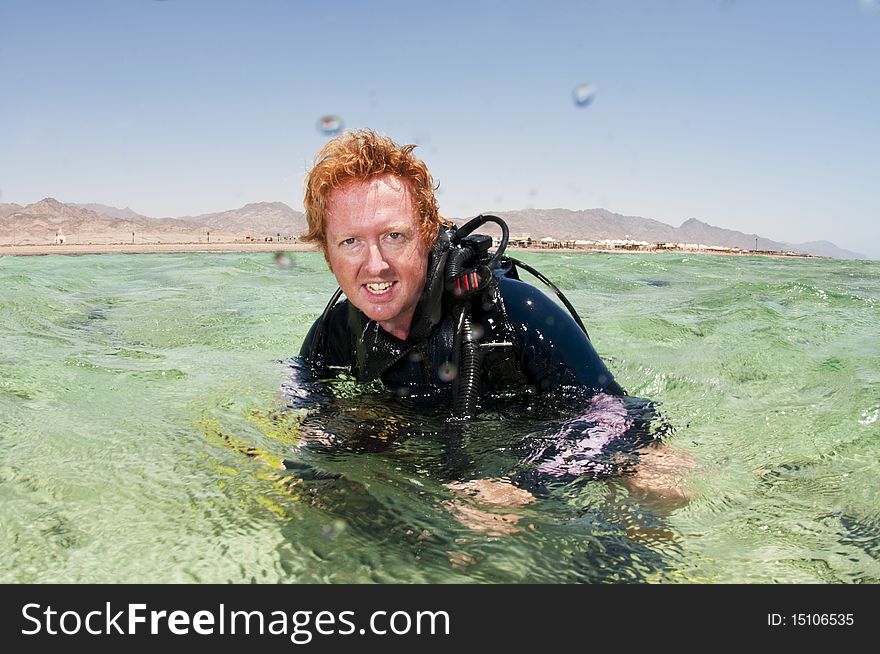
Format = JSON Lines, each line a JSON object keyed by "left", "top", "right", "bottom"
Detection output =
{"left": 859, "top": 405, "right": 879, "bottom": 425}
{"left": 1, "top": 251, "right": 878, "bottom": 583}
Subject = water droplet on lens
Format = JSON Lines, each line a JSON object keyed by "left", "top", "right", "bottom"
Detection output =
{"left": 572, "top": 83, "right": 596, "bottom": 108}
{"left": 467, "top": 324, "right": 485, "bottom": 341}
{"left": 438, "top": 361, "right": 458, "bottom": 382}
{"left": 317, "top": 115, "right": 344, "bottom": 136}
{"left": 408, "top": 350, "right": 424, "bottom": 363}
{"left": 545, "top": 315, "right": 555, "bottom": 326}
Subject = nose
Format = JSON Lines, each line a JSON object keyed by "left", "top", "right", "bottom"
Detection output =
{"left": 363, "top": 242, "right": 391, "bottom": 276}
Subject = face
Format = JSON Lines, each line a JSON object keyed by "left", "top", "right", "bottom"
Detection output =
{"left": 324, "top": 175, "right": 428, "bottom": 340}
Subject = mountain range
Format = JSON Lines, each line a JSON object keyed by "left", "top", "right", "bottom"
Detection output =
{"left": 0, "top": 198, "right": 866, "bottom": 259}
{"left": 491, "top": 209, "right": 864, "bottom": 259}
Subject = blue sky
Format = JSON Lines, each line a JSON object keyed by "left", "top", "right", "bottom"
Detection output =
{"left": 1, "top": 0, "right": 877, "bottom": 256}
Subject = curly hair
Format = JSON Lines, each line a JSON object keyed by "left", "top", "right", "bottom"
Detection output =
{"left": 302, "top": 129, "right": 445, "bottom": 252}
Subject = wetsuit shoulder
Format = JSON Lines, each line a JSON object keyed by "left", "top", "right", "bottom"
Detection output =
{"left": 299, "top": 300, "right": 353, "bottom": 371}
{"left": 496, "top": 275, "right": 622, "bottom": 393}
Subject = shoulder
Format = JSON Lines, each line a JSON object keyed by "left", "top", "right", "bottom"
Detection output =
{"left": 496, "top": 275, "right": 581, "bottom": 333}
{"left": 494, "top": 274, "right": 619, "bottom": 393}
{"left": 299, "top": 300, "right": 353, "bottom": 368}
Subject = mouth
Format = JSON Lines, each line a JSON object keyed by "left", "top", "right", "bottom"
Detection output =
{"left": 364, "top": 281, "right": 395, "bottom": 296}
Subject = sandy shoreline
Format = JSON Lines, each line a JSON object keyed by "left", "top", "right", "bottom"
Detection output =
{"left": 0, "top": 242, "right": 318, "bottom": 256}
{"left": 0, "top": 241, "right": 816, "bottom": 259}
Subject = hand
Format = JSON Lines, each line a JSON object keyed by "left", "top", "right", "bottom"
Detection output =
{"left": 446, "top": 478, "right": 535, "bottom": 508}
{"left": 621, "top": 444, "right": 696, "bottom": 512}
{"left": 444, "top": 478, "right": 535, "bottom": 536}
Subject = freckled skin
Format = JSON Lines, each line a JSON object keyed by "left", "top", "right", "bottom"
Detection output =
{"left": 324, "top": 176, "right": 429, "bottom": 341}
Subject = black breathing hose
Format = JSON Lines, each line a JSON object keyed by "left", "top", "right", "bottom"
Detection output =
{"left": 452, "top": 214, "right": 509, "bottom": 267}
{"left": 446, "top": 214, "right": 509, "bottom": 419}
{"left": 506, "top": 257, "right": 590, "bottom": 338}
{"left": 453, "top": 308, "right": 483, "bottom": 419}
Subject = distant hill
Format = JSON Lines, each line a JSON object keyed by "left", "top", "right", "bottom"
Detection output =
{"left": 173, "top": 202, "right": 308, "bottom": 236}
{"left": 0, "top": 199, "right": 303, "bottom": 245}
{"left": 776, "top": 240, "right": 860, "bottom": 260}
{"left": 0, "top": 198, "right": 866, "bottom": 259}
{"left": 489, "top": 208, "right": 682, "bottom": 242}
{"left": 0, "top": 203, "right": 24, "bottom": 220}
{"left": 70, "top": 203, "right": 146, "bottom": 220}
{"left": 485, "top": 209, "right": 866, "bottom": 260}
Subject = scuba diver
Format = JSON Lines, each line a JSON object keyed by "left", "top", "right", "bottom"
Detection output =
{"left": 294, "top": 130, "right": 693, "bottom": 527}
{"left": 299, "top": 129, "right": 624, "bottom": 415}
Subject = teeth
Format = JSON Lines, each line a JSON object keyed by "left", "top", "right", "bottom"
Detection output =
{"left": 366, "top": 282, "right": 392, "bottom": 293}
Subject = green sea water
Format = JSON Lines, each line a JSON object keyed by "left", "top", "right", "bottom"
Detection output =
{"left": 0, "top": 251, "right": 877, "bottom": 583}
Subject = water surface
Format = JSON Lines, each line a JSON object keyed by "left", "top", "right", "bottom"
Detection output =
{"left": 1, "top": 251, "right": 877, "bottom": 583}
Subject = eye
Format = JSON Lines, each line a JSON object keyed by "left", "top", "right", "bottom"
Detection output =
{"left": 388, "top": 232, "right": 402, "bottom": 239}
{"left": 341, "top": 237, "right": 356, "bottom": 246}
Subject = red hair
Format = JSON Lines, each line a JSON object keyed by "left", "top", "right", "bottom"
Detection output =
{"left": 302, "top": 129, "right": 445, "bottom": 252}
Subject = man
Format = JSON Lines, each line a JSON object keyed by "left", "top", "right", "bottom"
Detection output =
{"left": 299, "top": 129, "right": 623, "bottom": 403}
{"left": 296, "top": 130, "right": 692, "bottom": 523}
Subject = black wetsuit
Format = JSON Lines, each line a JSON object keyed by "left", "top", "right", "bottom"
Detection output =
{"left": 299, "top": 261, "right": 624, "bottom": 401}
